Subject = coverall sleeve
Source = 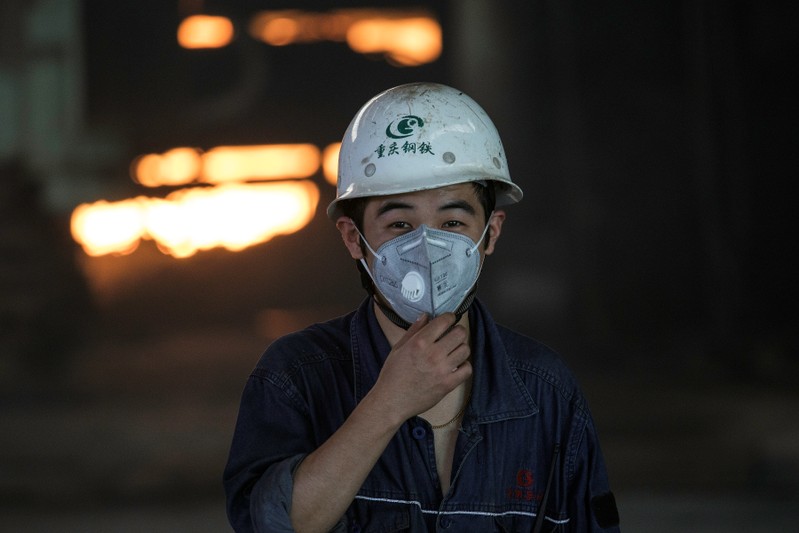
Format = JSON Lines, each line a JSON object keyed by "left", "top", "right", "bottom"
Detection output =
{"left": 567, "top": 411, "right": 621, "bottom": 532}
{"left": 224, "top": 368, "right": 345, "bottom": 532}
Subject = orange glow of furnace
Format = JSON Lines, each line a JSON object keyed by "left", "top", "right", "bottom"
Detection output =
{"left": 178, "top": 15, "right": 234, "bottom": 49}
{"left": 71, "top": 181, "right": 319, "bottom": 258}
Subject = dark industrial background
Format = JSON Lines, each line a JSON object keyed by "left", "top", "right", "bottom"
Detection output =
{"left": 1, "top": 1, "right": 797, "bottom": 530}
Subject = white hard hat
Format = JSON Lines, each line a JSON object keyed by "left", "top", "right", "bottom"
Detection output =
{"left": 327, "top": 82, "right": 523, "bottom": 218}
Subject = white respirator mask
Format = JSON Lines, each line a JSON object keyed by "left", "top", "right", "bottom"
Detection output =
{"left": 357, "top": 221, "right": 491, "bottom": 326}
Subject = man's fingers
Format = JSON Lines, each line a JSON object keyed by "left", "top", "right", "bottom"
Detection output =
{"left": 394, "top": 313, "right": 469, "bottom": 377}
{"left": 452, "top": 360, "right": 473, "bottom": 379}
{"left": 446, "top": 341, "right": 471, "bottom": 367}
{"left": 394, "top": 313, "right": 429, "bottom": 349}
{"left": 431, "top": 319, "right": 468, "bottom": 354}
{"left": 422, "top": 313, "right": 460, "bottom": 342}
{"left": 396, "top": 312, "right": 458, "bottom": 350}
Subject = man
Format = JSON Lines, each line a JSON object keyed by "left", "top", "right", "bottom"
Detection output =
{"left": 224, "top": 82, "right": 620, "bottom": 532}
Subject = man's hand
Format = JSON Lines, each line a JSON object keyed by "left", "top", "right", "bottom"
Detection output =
{"left": 290, "top": 313, "right": 471, "bottom": 533}
{"left": 370, "top": 313, "right": 472, "bottom": 425}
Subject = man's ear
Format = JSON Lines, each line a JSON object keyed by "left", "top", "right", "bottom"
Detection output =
{"left": 336, "top": 217, "right": 365, "bottom": 260}
{"left": 484, "top": 210, "right": 506, "bottom": 256}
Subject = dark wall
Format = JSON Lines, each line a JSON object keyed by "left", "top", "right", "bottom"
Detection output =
{"left": 472, "top": 1, "right": 797, "bottom": 382}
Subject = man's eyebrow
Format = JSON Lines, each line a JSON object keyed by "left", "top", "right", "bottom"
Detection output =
{"left": 376, "top": 201, "right": 414, "bottom": 217}
{"left": 439, "top": 200, "right": 477, "bottom": 215}
{"left": 376, "top": 199, "right": 478, "bottom": 217}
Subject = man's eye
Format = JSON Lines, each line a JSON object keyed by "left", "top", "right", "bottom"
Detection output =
{"left": 442, "top": 220, "right": 463, "bottom": 228}
{"left": 389, "top": 221, "right": 411, "bottom": 229}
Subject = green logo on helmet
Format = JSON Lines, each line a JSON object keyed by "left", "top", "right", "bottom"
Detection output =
{"left": 374, "top": 141, "right": 435, "bottom": 159}
{"left": 386, "top": 115, "right": 424, "bottom": 139}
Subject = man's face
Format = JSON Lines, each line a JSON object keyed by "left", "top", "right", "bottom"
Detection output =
{"left": 353, "top": 183, "right": 505, "bottom": 270}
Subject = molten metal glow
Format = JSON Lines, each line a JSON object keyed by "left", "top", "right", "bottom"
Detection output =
{"left": 322, "top": 143, "right": 340, "bottom": 186}
{"left": 347, "top": 17, "right": 442, "bottom": 66}
{"left": 249, "top": 10, "right": 351, "bottom": 44}
{"left": 70, "top": 198, "right": 147, "bottom": 256}
{"left": 71, "top": 182, "right": 319, "bottom": 258}
{"left": 201, "top": 144, "right": 321, "bottom": 183}
{"left": 133, "top": 144, "right": 322, "bottom": 187}
{"left": 133, "top": 148, "right": 203, "bottom": 187}
{"left": 248, "top": 9, "right": 441, "bottom": 65}
{"left": 178, "top": 15, "right": 234, "bottom": 49}
{"left": 255, "top": 15, "right": 301, "bottom": 46}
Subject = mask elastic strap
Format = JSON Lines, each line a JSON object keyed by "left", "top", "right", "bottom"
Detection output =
{"left": 353, "top": 227, "right": 382, "bottom": 297}
{"left": 355, "top": 227, "right": 384, "bottom": 265}
{"left": 466, "top": 212, "right": 494, "bottom": 257}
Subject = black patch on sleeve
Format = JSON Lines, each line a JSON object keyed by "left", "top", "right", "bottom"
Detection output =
{"left": 591, "top": 491, "right": 620, "bottom": 528}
